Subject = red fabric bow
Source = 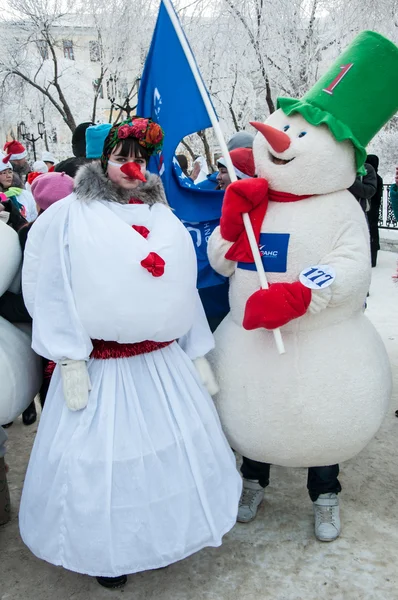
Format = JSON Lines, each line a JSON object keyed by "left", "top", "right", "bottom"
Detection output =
{"left": 132, "top": 225, "right": 150, "bottom": 238}
{"left": 120, "top": 162, "right": 147, "bottom": 182}
{"left": 141, "top": 252, "right": 165, "bottom": 277}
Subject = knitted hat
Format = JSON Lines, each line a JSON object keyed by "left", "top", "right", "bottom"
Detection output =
{"left": 227, "top": 131, "right": 254, "bottom": 151}
{"left": 41, "top": 151, "right": 57, "bottom": 164}
{"left": 31, "top": 172, "right": 74, "bottom": 211}
{"left": 277, "top": 31, "right": 398, "bottom": 173}
{"left": 0, "top": 153, "right": 13, "bottom": 173}
{"left": 72, "top": 122, "right": 94, "bottom": 157}
{"left": 3, "top": 140, "right": 27, "bottom": 160}
{"left": 218, "top": 148, "right": 255, "bottom": 179}
{"left": 32, "top": 160, "right": 48, "bottom": 174}
{"left": 86, "top": 123, "right": 112, "bottom": 159}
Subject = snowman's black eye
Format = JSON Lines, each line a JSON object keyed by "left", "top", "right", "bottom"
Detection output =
{"left": 283, "top": 125, "right": 290, "bottom": 132}
{"left": 298, "top": 131, "right": 307, "bottom": 138}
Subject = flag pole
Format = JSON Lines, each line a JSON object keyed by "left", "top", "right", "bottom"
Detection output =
{"left": 161, "top": 0, "right": 285, "bottom": 355}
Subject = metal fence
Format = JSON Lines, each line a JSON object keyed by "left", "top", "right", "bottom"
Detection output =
{"left": 380, "top": 184, "right": 398, "bottom": 229}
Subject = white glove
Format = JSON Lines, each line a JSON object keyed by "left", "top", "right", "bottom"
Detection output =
{"left": 60, "top": 359, "right": 91, "bottom": 412}
{"left": 193, "top": 356, "right": 219, "bottom": 396}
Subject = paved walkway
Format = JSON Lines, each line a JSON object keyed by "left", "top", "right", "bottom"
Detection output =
{"left": 1, "top": 251, "right": 398, "bottom": 600}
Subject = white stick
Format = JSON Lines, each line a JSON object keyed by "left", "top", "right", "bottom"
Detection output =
{"left": 162, "top": 0, "right": 285, "bottom": 355}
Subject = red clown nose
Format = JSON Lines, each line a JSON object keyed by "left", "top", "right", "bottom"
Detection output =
{"left": 120, "top": 162, "right": 147, "bottom": 182}
{"left": 250, "top": 122, "right": 291, "bottom": 153}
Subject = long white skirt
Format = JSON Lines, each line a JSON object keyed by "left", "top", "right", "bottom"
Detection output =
{"left": 19, "top": 342, "right": 241, "bottom": 577}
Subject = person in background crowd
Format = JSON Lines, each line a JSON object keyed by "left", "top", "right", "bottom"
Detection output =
{"left": 192, "top": 155, "right": 209, "bottom": 184}
{"left": 0, "top": 153, "right": 37, "bottom": 222}
{"left": 366, "top": 154, "right": 383, "bottom": 267}
{"left": 216, "top": 147, "right": 256, "bottom": 191}
{"left": 389, "top": 166, "right": 398, "bottom": 222}
{"left": 0, "top": 172, "right": 75, "bottom": 426}
{"left": 85, "top": 123, "right": 112, "bottom": 159}
{"left": 72, "top": 121, "right": 94, "bottom": 158}
{"left": 41, "top": 151, "right": 57, "bottom": 169}
{"left": 198, "top": 147, "right": 256, "bottom": 332}
{"left": 227, "top": 131, "right": 255, "bottom": 152}
{"left": 3, "top": 141, "right": 30, "bottom": 182}
{"left": 348, "top": 160, "right": 377, "bottom": 213}
{"left": 176, "top": 154, "right": 191, "bottom": 179}
{"left": 196, "top": 131, "right": 254, "bottom": 191}
{"left": 54, "top": 157, "right": 90, "bottom": 178}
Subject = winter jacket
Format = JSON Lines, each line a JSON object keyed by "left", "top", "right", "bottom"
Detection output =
{"left": 195, "top": 172, "right": 219, "bottom": 190}
{"left": 348, "top": 163, "right": 377, "bottom": 212}
{"left": 390, "top": 184, "right": 398, "bottom": 221}
{"left": 0, "top": 222, "right": 33, "bottom": 323}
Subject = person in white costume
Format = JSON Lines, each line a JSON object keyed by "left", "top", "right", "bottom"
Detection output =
{"left": 208, "top": 31, "right": 397, "bottom": 542}
{"left": 19, "top": 117, "right": 241, "bottom": 589}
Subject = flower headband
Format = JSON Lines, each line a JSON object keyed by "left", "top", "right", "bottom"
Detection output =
{"left": 101, "top": 117, "right": 164, "bottom": 172}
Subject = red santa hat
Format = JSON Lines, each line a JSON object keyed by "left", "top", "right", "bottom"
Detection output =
{"left": 217, "top": 148, "right": 255, "bottom": 179}
{"left": 3, "top": 140, "right": 27, "bottom": 160}
{"left": 0, "top": 153, "right": 13, "bottom": 172}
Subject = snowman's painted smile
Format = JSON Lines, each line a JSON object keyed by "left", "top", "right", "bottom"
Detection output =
{"left": 269, "top": 151, "right": 295, "bottom": 166}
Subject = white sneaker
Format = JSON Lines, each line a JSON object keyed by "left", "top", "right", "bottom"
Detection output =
{"left": 237, "top": 479, "right": 264, "bottom": 523}
{"left": 313, "top": 493, "right": 341, "bottom": 541}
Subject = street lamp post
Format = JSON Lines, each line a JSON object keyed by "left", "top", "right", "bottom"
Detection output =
{"left": 106, "top": 75, "right": 140, "bottom": 121}
{"left": 18, "top": 121, "right": 45, "bottom": 161}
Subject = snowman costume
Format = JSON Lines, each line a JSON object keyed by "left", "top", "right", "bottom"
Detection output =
{"left": 0, "top": 220, "right": 41, "bottom": 426}
{"left": 19, "top": 160, "right": 241, "bottom": 577}
{"left": 208, "top": 32, "right": 398, "bottom": 534}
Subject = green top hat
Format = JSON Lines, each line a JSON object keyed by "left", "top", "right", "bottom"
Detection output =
{"left": 277, "top": 31, "right": 398, "bottom": 173}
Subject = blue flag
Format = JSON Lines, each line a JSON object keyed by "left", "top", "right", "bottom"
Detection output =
{"left": 138, "top": 0, "right": 229, "bottom": 319}
{"left": 137, "top": 0, "right": 223, "bottom": 223}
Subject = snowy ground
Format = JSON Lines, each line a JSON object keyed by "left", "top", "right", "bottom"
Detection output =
{"left": 1, "top": 250, "right": 398, "bottom": 600}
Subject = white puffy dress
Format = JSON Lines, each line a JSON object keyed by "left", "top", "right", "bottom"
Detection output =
{"left": 19, "top": 170, "right": 241, "bottom": 577}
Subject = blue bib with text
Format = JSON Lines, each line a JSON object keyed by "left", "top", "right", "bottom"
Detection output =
{"left": 238, "top": 233, "right": 290, "bottom": 273}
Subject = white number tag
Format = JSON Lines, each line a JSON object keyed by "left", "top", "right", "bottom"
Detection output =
{"left": 299, "top": 264, "right": 336, "bottom": 290}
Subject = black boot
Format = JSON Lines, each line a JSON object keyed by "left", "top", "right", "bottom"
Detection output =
{"left": 22, "top": 401, "right": 37, "bottom": 426}
{"left": 96, "top": 575, "right": 127, "bottom": 588}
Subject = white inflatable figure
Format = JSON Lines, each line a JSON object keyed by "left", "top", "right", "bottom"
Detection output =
{"left": 208, "top": 31, "right": 398, "bottom": 539}
{"left": 0, "top": 221, "right": 41, "bottom": 425}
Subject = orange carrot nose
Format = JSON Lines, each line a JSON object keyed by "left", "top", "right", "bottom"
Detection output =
{"left": 120, "top": 162, "right": 147, "bottom": 182}
{"left": 250, "top": 122, "right": 291, "bottom": 153}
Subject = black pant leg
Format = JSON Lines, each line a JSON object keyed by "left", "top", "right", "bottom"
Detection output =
{"left": 241, "top": 457, "right": 271, "bottom": 488}
{"left": 307, "top": 464, "right": 342, "bottom": 502}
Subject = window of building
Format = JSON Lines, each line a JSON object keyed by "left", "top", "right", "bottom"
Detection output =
{"left": 63, "top": 40, "right": 74, "bottom": 60}
{"left": 89, "top": 40, "right": 100, "bottom": 62}
{"left": 36, "top": 40, "right": 48, "bottom": 60}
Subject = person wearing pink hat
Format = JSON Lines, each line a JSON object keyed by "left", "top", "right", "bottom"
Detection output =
{"left": 30, "top": 171, "right": 74, "bottom": 214}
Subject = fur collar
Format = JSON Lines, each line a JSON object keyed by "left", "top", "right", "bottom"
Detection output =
{"left": 74, "top": 161, "right": 168, "bottom": 206}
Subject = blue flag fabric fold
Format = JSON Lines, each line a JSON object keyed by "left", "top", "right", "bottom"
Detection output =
{"left": 137, "top": 0, "right": 229, "bottom": 311}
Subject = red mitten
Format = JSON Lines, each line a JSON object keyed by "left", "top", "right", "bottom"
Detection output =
{"left": 120, "top": 162, "right": 147, "bottom": 182}
{"left": 220, "top": 178, "right": 268, "bottom": 243}
{"left": 243, "top": 282, "right": 312, "bottom": 330}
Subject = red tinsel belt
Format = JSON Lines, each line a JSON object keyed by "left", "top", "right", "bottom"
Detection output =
{"left": 90, "top": 339, "right": 174, "bottom": 359}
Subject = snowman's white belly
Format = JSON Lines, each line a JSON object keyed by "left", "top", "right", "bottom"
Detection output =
{"left": 210, "top": 313, "right": 391, "bottom": 467}
{"left": 0, "top": 318, "right": 42, "bottom": 424}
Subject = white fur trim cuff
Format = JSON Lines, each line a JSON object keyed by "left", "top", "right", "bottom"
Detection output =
{"left": 10, "top": 151, "right": 27, "bottom": 160}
